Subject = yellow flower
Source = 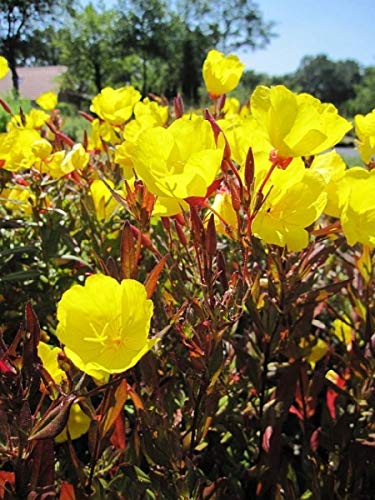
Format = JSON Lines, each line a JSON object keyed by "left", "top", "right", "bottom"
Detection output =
{"left": 90, "top": 86, "right": 141, "bottom": 125}
{"left": 302, "top": 337, "right": 329, "bottom": 368}
{"left": 131, "top": 117, "right": 224, "bottom": 216}
{"left": 134, "top": 97, "right": 168, "bottom": 126}
{"left": 38, "top": 151, "right": 65, "bottom": 178}
{"left": 37, "top": 342, "right": 91, "bottom": 442}
{"left": 0, "top": 128, "right": 41, "bottom": 172}
{"left": 32, "top": 139, "right": 53, "bottom": 160}
{"left": 252, "top": 159, "right": 327, "bottom": 251}
{"left": 56, "top": 274, "right": 156, "bottom": 380}
{"left": 115, "top": 113, "right": 161, "bottom": 180}
{"left": 1, "top": 185, "right": 36, "bottom": 215}
{"left": 8, "top": 109, "right": 50, "bottom": 131}
{"left": 88, "top": 118, "right": 122, "bottom": 149}
{"left": 217, "top": 115, "right": 269, "bottom": 167}
{"left": 61, "top": 143, "right": 89, "bottom": 172}
{"left": 339, "top": 168, "right": 375, "bottom": 247}
{"left": 251, "top": 85, "right": 352, "bottom": 159}
{"left": 202, "top": 49, "right": 245, "bottom": 97}
{"left": 0, "top": 56, "right": 9, "bottom": 79}
{"left": 38, "top": 341, "right": 66, "bottom": 385}
{"left": 332, "top": 318, "right": 353, "bottom": 348}
{"left": 354, "top": 109, "right": 375, "bottom": 164}
{"left": 211, "top": 190, "right": 237, "bottom": 237}
{"left": 38, "top": 144, "right": 89, "bottom": 179}
{"left": 222, "top": 97, "right": 241, "bottom": 117}
{"left": 89, "top": 179, "right": 120, "bottom": 221}
{"left": 36, "top": 91, "right": 58, "bottom": 111}
{"left": 309, "top": 150, "right": 346, "bottom": 217}
{"left": 55, "top": 403, "right": 91, "bottom": 443}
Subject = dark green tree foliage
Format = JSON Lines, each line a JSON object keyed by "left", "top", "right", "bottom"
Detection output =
{"left": 347, "top": 66, "right": 375, "bottom": 115}
{"left": 116, "top": 0, "right": 177, "bottom": 95}
{"left": 0, "top": 0, "right": 68, "bottom": 93}
{"left": 292, "top": 54, "right": 362, "bottom": 111}
{"left": 52, "top": 4, "right": 122, "bottom": 99}
{"left": 172, "top": 0, "right": 274, "bottom": 51}
{"left": 3, "top": 0, "right": 273, "bottom": 102}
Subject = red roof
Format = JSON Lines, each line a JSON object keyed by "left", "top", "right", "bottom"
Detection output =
{"left": 0, "top": 65, "right": 67, "bottom": 100}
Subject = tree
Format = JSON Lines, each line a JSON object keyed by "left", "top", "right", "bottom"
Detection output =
{"left": 116, "top": 0, "right": 184, "bottom": 96}
{"left": 347, "top": 66, "right": 375, "bottom": 115}
{"left": 292, "top": 54, "right": 361, "bottom": 110}
{"left": 52, "top": 3, "right": 122, "bottom": 99}
{"left": 171, "top": 0, "right": 274, "bottom": 51}
{"left": 0, "top": 0, "right": 70, "bottom": 94}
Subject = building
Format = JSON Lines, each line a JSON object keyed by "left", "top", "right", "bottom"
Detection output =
{"left": 0, "top": 65, "right": 67, "bottom": 100}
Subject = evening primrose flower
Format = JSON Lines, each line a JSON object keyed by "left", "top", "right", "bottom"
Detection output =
{"left": 203, "top": 49, "right": 245, "bottom": 97}
{"left": 134, "top": 97, "right": 168, "bottom": 126}
{"left": 115, "top": 113, "right": 163, "bottom": 179}
{"left": 222, "top": 97, "right": 241, "bottom": 118}
{"left": 0, "top": 128, "right": 41, "bottom": 171}
{"left": 354, "top": 108, "right": 375, "bottom": 164}
{"left": 38, "top": 341, "right": 66, "bottom": 387}
{"left": 36, "top": 91, "right": 58, "bottom": 111}
{"left": 309, "top": 150, "right": 347, "bottom": 217}
{"left": 56, "top": 274, "right": 156, "bottom": 380}
{"left": 89, "top": 179, "right": 121, "bottom": 221}
{"left": 339, "top": 168, "right": 375, "bottom": 247}
{"left": 8, "top": 109, "right": 50, "bottom": 130}
{"left": 1, "top": 185, "right": 36, "bottom": 215}
{"left": 89, "top": 118, "right": 122, "bottom": 149}
{"left": 217, "top": 115, "right": 269, "bottom": 167}
{"left": 251, "top": 85, "right": 352, "bottom": 159}
{"left": 0, "top": 56, "right": 9, "bottom": 79}
{"left": 61, "top": 143, "right": 89, "bottom": 173}
{"left": 37, "top": 342, "right": 91, "bottom": 442}
{"left": 131, "top": 117, "right": 224, "bottom": 216}
{"left": 211, "top": 190, "right": 237, "bottom": 237}
{"left": 55, "top": 403, "right": 91, "bottom": 443}
{"left": 252, "top": 159, "right": 327, "bottom": 251}
{"left": 90, "top": 86, "right": 141, "bottom": 125}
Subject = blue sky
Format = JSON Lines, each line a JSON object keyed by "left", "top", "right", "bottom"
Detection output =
{"left": 239, "top": 0, "right": 375, "bottom": 74}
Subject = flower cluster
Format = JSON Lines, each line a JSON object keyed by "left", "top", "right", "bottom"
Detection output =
{"left": 0, "top": 49, "right": 374, "bottom": 494}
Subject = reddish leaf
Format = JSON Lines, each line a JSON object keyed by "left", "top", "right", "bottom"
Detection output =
{"left": 25, "top": 302, "right": 40, "bottom": 353}
{"left": 99, "top": 380, "right": 128, "bottom": 438}
{"left": 129, "top": 225, "right": 161, "bottom": 258}
{"left": 326, "top": 387, "right": 339, "bottom": 419}
{"left": 144, "top": 255, "right": 168, "bottom": 299}
{"left": 59, "top": 482, "right": 76, "bottom": 500}
{"left": 310, "top": 427, "right": 321, "bottom": 452}
{"left": 127, "top": 386, "right": 144, "bottom": 412}
{"left": 29, "top": 439, "right": 55, "bottom": 492}
{"left": 262, "top": 425, "right": 273, "bottom": 453}
{"left": 174, "top": 219, "right": 187, "bottom": 246}
{"left": 78, "top": 110, "right": 94, "bottom": 122}
{"left": 0, "top": 98, "right": 12, "bottom": 114}
{"left": 244, "top": 147, "right": 255, "bottom": 192}
{"left": 204, "top": 108, "right": 231, "bottom": 158}
{"left": 228, "top": 177, "right": 241, "bottom": 212}
{"left": 205, "top": 215, "right": 217, "bottom": 256}
{"left": 190, "top": 206, "right": 205, "bottom": 245}
{"left": 0, "top": 472, "right": 15, "bottom": 499}
{"left": 173, "top": 94, "right": 184, "bottom": 119}
{"left": 120, "top": 221, "right": 137, "bottom": 279}
{"left": 109, "top": 410, "right": 126, "bottom": 451}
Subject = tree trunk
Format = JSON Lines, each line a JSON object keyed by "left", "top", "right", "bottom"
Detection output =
{"left": 142, "top": 54, "right": 147, "bottom": 96}
{"left": 5, "top": 40, "right": 19, "bottom": 96}
{"left": 93, "top": 60, "right": 102, "bottom": 92}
